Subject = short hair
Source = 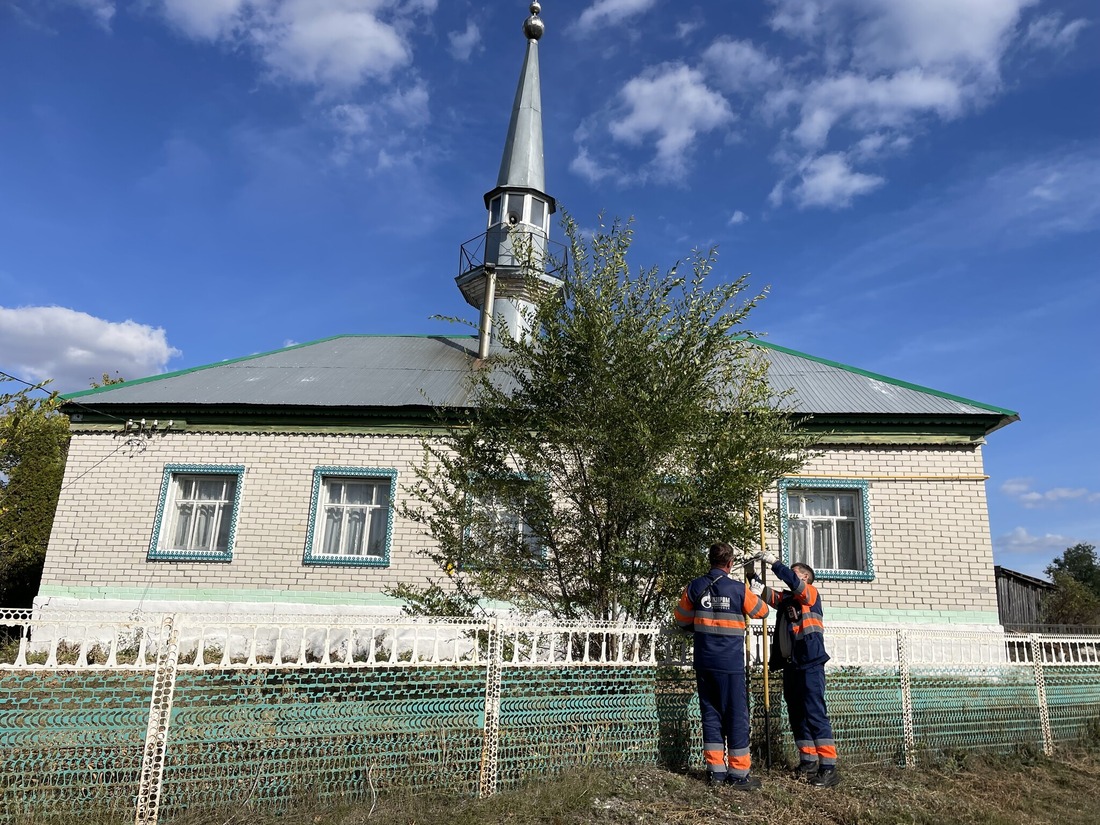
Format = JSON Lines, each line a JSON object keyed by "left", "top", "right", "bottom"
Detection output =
{"left": 708, "top": 542, "right": 735, "bottom": 567}
{"left": 791, "top": 562, "right": 815, "bottom": 584}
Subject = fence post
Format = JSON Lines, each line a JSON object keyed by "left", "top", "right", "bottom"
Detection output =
{"left": 134, "top": 615, "right": 181, "bottom": 825}
{"left": 478, "top": 617, "right": 503, "bottom": 799}
{"left": 897, "top": 629, "right": 916, "bottom": 767}
{"left": 1029, "top": 633, "right": 1054, "bottom": 756}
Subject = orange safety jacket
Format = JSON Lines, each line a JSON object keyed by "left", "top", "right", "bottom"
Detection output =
{"left": 761, "top": 560, "right": 830, "bottom": 670}
{"left": 675, "top": 568, "right": 769, "bottom": 672}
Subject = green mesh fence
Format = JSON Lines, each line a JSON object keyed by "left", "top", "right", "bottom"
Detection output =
{"left": 156, "top": 666, "right": 486, "bottom": 819}
{"left": 5, "top": 619, "right": 1100, "bottom": 823}
{"left": 0, "top": 670, "right": 151, "bottom": 822}
{"left": 494, "top": 666, "right": 663, "bottom": 790}
{"left": 1045, "top": 666, "right": 1100, "bottom": 744}
{"left": 825, "top": 667, "right": 908, "bottom": 764}
{"left": 744, "top": 667, "right": 907, "bottom": 768}
{"left": 909, "top": 667, "right": 1045, "bottom": 759}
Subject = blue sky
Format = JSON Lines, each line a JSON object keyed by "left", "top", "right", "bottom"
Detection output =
{"left": 1, "top": 0, "right": 1097, "bottom": 579}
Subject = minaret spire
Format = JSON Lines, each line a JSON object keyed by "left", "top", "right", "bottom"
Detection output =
{"left": 457, "top": 2, "right": 560, "bottom": 355}
{"left": 496, "top": 5, "right": 546, "bottom": 193}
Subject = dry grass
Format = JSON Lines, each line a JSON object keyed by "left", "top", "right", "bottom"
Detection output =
{"left": 181, "top": 746, "right": 1100, "bottom": 825}
{"left": 15, "top": 747, "right": 1100, "bottom": 825}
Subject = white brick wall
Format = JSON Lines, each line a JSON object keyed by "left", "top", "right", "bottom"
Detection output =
{"left": 41, "top": 432, "right": 998, "bottom": 618}
{"left": 786, "top": 445, "right": 997, "bottom": 617}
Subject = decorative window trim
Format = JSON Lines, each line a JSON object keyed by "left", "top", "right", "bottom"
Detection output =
{"left": 149, "top": 464, "right": 245, "bottom": 562}
{"left": 303, "top": 467, "right": 397, "bottom": 568}
{"left": 779, "top": 477, "right": 875, "bottom": 582}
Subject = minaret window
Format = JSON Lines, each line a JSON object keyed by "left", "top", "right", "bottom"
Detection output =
{"left": 530, "top": 198, "right": 546, "bottom": 234}
{"left": 505, "top": 193, "right": 525, "bottom": 225}
{"left": 489, "top": 195, "right": 503, "bottom": 227}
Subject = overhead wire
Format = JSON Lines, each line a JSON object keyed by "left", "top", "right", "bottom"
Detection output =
{"left": 0, "top": 368, "right": 130, "bottom": 424}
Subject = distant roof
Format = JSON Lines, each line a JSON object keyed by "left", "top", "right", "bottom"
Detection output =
{"left": 61, "top": 334, "right": 1018, "bottom": 434}
{"left": 994, "top": 566, "right": 1056, "bottom": 590}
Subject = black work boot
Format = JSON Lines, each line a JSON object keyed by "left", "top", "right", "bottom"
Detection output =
{"left": 706, "top": 772, "right": 728, "bottom": 788}
{"left": 725, "top": 774, "right": 762, "bottom": 792}
{"left": 810, "top": 766, "right": 840, "bottom": 788}
{"left": 795, "top": 761, "right": 819, "bottom": 781}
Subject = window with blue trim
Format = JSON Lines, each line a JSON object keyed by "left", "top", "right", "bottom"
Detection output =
{"left": 780, "top": 478, "right": 874, "bottom": 581}
{"left": 304, "top": 468, "right": 396, "bottom": 567}
{"left": 149, "top": 465, "right": 244, "bottom": 562}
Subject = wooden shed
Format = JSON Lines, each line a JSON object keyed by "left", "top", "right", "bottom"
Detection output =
{"left": 994, "top": 566, "right": 1056, "bottom": 630}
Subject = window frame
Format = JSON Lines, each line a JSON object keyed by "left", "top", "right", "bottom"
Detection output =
{"left": 303, "top": 467, "right": 397, "bottom": 568}
{"left": 148, "top": 464, "right": 245, "bottom": 562}
{"left": 779, "top": 477, "right": 874, "bottom": 582}
{"left": 479, "top": 487, "right": 543, "bottom": 558}
{"left": 460, "top": 473, "right": 547, "bottom": 568}
{"left": 486, "top": 192, "right": 550, "bottom": 236}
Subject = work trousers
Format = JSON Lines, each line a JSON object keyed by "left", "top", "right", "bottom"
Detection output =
{"left": 782, "top": 663, "right": 837, "bottom": 767}
{"left": 695, "top": 668, "right": 751, "bottom": 779}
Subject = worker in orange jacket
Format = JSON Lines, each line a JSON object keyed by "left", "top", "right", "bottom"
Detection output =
{"left": 675, "top": 542, "right": 770, "bottom": 791}
{"left": 750, "top": 551, "right": 839, "bottom": 787}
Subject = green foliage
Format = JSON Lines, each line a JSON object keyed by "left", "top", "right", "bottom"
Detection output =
{"left": 0, "top": 380, "right": 70, "bottom": 607}
{"left": 396, "top": 216, "right": 810, "bottom": 623}
{"left": 1045, "top": 543, "right": 1100, "bottom": 600}
{"left": 1041, "top": 544, "right": 1100, "bottom": 627}
{"left": 1041, "top": 570, "right": 1100, "bottom": 626}
{"left": 90, "top": 371, "right": 126, "bottom": 388}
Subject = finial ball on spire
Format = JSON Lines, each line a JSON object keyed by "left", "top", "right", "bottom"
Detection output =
{"left": 524, "top": 3, "right": 544, "bottom": 40}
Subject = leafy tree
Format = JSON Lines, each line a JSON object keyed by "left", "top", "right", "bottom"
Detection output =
{"left": 0, "top": 381, "right": 70, "bottom": 607}
{"left": 1041, "top": 570, "right": 1100, "bottom": 626}
{"left": 394, "top": 217, "right": 811, "bottom": 624}
{"left": 1044, "top": 543, "right": 1100, "bottom": 599}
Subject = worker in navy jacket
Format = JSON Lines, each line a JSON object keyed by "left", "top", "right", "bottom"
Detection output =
{"left": 675, "top": 542, "right": 769, "bottom": 791}
{"left": 751, "top": 551, "right": 839, "bottom": 788}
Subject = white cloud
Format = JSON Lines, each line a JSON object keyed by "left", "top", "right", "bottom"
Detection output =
{"left": 159, "top": 0, "right": 250, "bottom": 40}
{"left": 72, "top": 0, "right": 116, "bottom": 30}
{"left": 574, "top": 0, "right": 659, "bottom": 37}
{"left": 1025, "top": 12, "right": 1091, "bottom": 53}
{"left": 844, "top": 0, "right": 1036, "bottom": 77}
{"left": 767, "top": 0, "right": 823, "bottom": 39}
{"left": 1002, "top": 478, "right": 1100, "bottom": 509}
{"left": 157, "top": 0, "right": 434, "bottom": 92}
{"left": 257, "top": 1, "right": 411, "bottom": 90}
{"left": 702, "top": 38, "right": 782, "bottom": 93}
{"left": 605, "top": 64, "right": 733, "bottom": 180}
{"left": 993, "top": 526, "right": 1074, "bottom": 576}
{"left": 448, "top": 20, "right": 480, "bottom": 61}
{"left": 744, "top": 0, "right": 1068, "bottom": 209}
{"left": 0, "top": 306, "right": 181, "bottom": 393}
{"left": 791, "top": 153, "right": 884, "bottom": 209}
{"left": 676, "top": 20, "right": 702, "bottom": 40}
{"left": 794, "top": 70, "right": 964, "bottom": 149}
{"left": 327, "top": 80, "right": 430, "bottom": 165}
{"left": 728, "top": 210, "right": 748, "bottom": 225}
{"left": 786, "top": 143, "right": 1100, "bottom": 294}
{"left": 570, "top": 147, "right": 614, "bottom": 184}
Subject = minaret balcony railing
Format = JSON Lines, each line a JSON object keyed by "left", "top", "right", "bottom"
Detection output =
{"left": 459, "top": 229, "right": 567, "bottom": 282}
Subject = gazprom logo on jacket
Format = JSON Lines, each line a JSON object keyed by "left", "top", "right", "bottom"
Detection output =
{"left": 700, "top": 593, "right": 731, "bottom": 610}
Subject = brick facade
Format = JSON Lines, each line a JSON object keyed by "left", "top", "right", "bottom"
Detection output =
{"left": 39, "top": 430, "right": 999, "bottom": 624}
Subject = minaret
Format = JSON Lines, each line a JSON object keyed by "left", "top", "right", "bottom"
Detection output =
{"left": 457, "top": 2, "right": 560, "bottom": 357}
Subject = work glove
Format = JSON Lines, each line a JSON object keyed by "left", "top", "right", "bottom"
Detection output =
{"left": 762, "top": 550, "right": 778, "bottom": 565}
{"left": 749, "top": 579, "right": 765, "bottom": 596}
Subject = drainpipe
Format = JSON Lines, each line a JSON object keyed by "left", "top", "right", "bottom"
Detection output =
{"left": 478, "top": 263, "right": 497, "bottom": 360}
